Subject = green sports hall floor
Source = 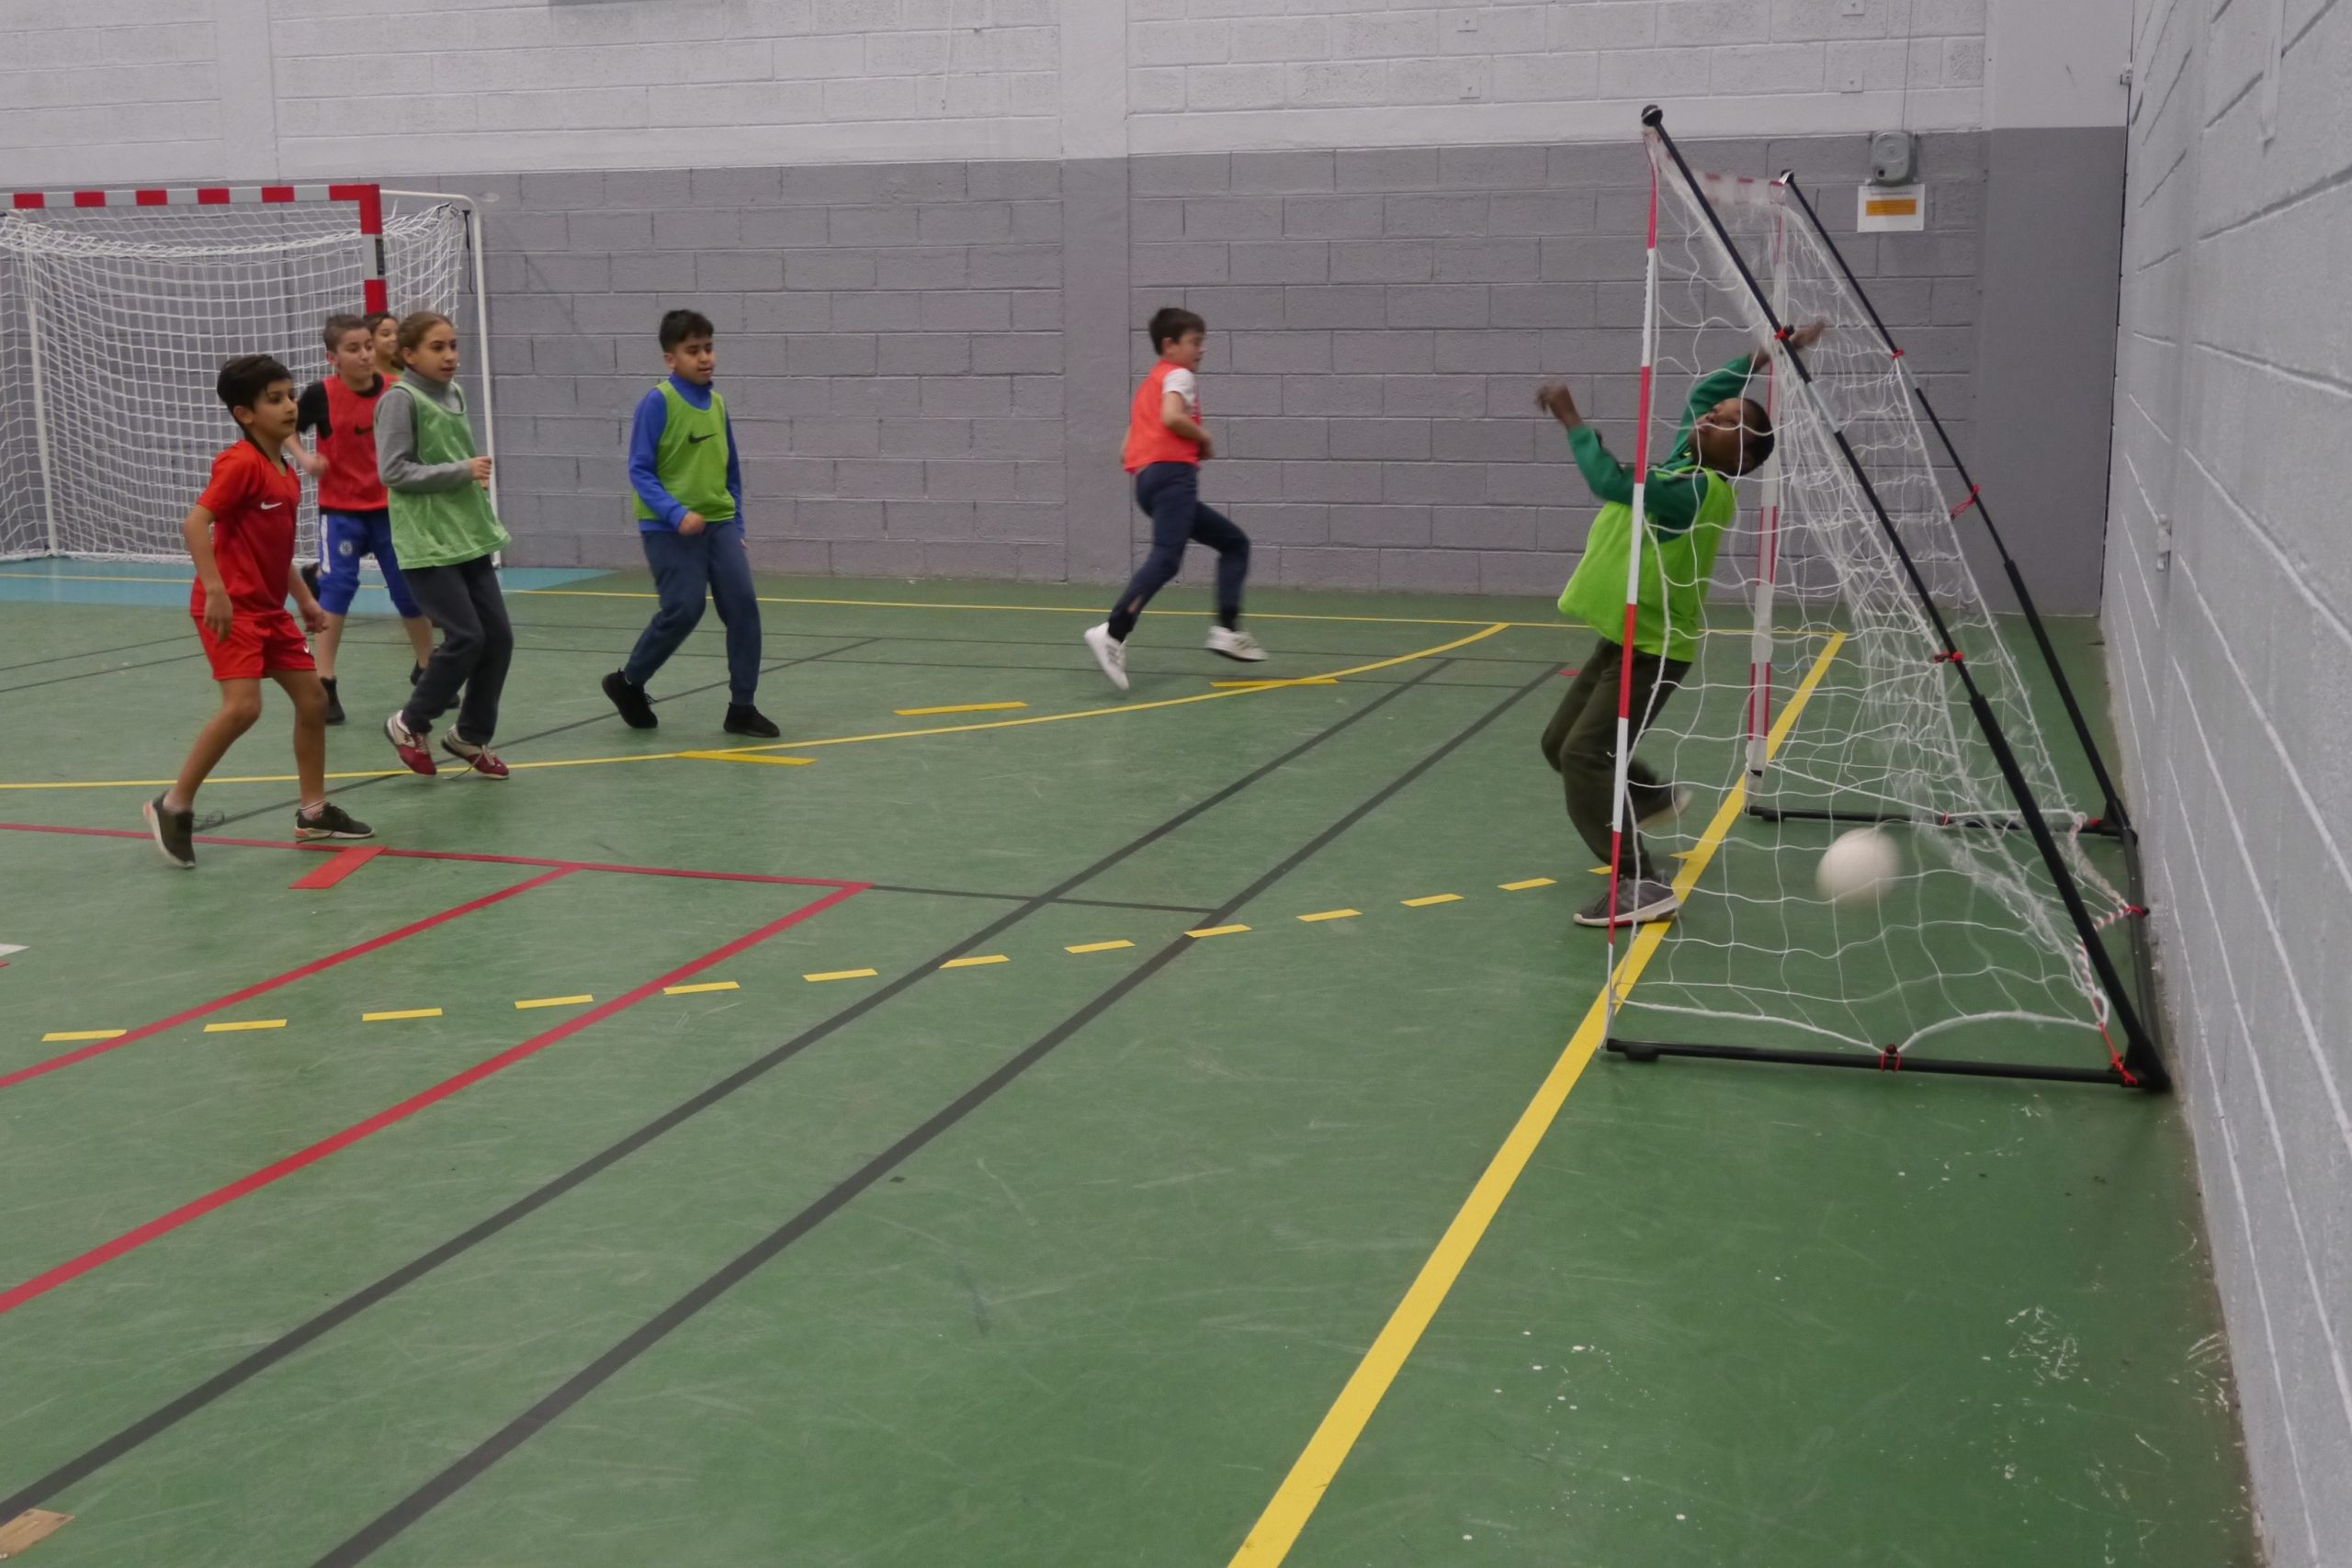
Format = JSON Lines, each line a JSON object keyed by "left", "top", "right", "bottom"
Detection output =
{"left": 0, "top": 560, "right": 2256, "bottom": 1566}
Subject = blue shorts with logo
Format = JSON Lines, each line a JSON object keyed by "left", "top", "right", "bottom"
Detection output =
{"left": 315, "top": 508, "right": 420, "bottom": 618}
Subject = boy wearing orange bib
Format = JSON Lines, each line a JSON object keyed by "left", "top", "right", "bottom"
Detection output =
{"left": 1083, "top": 308, "right": 1266, "bottom": 691}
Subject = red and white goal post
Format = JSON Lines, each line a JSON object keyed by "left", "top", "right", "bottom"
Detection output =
{"left": 0, "top": 182, "right": 492, "bottom": 561}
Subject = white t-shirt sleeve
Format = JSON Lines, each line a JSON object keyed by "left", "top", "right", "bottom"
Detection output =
{"left": 1161, "top": 367, "right": 1199, "bottom": 415}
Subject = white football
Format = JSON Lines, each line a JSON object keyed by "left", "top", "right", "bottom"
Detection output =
{"left": 1817, "top": 828, "right": 1902, "bottom": 904}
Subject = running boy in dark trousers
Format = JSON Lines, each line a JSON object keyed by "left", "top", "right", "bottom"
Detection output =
{"left": 143, "top": 355, "right": 372, "bottom": 867}
{"left": 379, "top": 311, "right": 514, "bottom": 779}
{"left": 1083, "top": 307, "right": 1265, "bottom": 691}
{"left": 1535, "top": 320, "right": 1824, "bottom": 928}
{"left": 600, "top": 309, "right": 777, "bottom": 738}
{"left": 290, "top": 313, "right": 435, "bottom": 723}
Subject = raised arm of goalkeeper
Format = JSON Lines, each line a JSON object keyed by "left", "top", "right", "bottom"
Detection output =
{"left": 1533, "top": 320, "right": 1826, "bottom": 531}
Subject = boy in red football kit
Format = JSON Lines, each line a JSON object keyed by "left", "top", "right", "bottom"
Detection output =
{"left": 1083, "top": 307, "right": 1266, "bottom": 691}
{"left": 291, "top": 314, "right": 435, "bottom": 723}
{"left": 143, "top": 354, "right": 372, "bottom": 869}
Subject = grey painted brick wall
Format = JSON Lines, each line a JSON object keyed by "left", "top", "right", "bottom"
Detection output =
{"left": 2101, "top": 0, "right": 2352, "bottom": 1562}
{"left": 443, "top": 130, "right": 2035, "bottom": 604}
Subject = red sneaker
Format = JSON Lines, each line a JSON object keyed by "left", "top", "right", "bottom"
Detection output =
{"left": 384, "top": 712, "right": 436, "bottom": 775}
{"left": 441, "top": 732, "right": 509, "bottom": 780}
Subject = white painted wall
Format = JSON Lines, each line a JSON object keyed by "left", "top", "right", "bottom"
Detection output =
{"left": 4, "top": 0, "right": 2018, "bottom": 184}
{"left": 2103, "top": 0, "right": 2352, "bottom": 1562}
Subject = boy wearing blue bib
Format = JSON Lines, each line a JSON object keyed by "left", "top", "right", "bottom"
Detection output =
{"left": 603, "top": 310, "right": 778, "bottom": 738}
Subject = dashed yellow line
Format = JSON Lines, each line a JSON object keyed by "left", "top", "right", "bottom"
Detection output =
{"left": 941, "top": 953, "right": 1010, "bottom": 970}
{"left": 203, "top": 1018, "right": 286, "bottom": 1033}
{"left": 41, "top": 1029, "right": 126, "bottom": 1043}
{"left": 1297, "top": 908, "right": 1361, "bottom": 923}
{"left": 894, "top": 701, "right": 1028, "bottom": 716}
{"left": 1186, "top": 924, "right": 1251, "bottom": 939}
{"left": 362, "top": 1008, "right": 442, "bottom": 1022}
{"left": 1066, "top": 940, "right": 1135, "bottom": 953}
{"left": 514, "top": 994, "right": 593, "bottom": 1010}
{"left": 662, "top": 981, "right": 740, "bottom": 996}
{"left": 1401, "top": 894, "right": 1461, "bottom": 908}
{"left": 804, "top": 967, "right": 879, "bottom": 983}
{"left": 1499, "top": 877, "right": 1556, "bottom": 891}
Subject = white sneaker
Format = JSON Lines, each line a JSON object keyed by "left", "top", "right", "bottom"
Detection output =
{"left": 1206, "top": 626, "right": 1267, "bottom": 662}
{"left": 1084, "top": 623, "right": 1129, "bottom": 691}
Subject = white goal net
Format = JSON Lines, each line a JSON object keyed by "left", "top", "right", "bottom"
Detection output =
{"left": 0, "top": 196, "right": 474, "bottom": 562}
{"left": 1601, "top": 125, "right": 2153, "bottom": 1080}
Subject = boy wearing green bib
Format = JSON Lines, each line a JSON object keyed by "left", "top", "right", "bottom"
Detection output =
{"left": 378, "top": 310, "right": 515, "bottom": 779}
{"left": 1535, "top": 320, "right": 1823, "bottom": 929}
{"left": 601, "top": 310, "right": 777, "bottom": 738}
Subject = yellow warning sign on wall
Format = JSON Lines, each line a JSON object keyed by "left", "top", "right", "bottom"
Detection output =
{"left": 1858, "top": 183, "right": 1927, "bottom": 232}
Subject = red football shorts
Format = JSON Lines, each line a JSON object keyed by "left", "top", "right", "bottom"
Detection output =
{"left": 194, "top": 608, "right": 315, "bottom": 682}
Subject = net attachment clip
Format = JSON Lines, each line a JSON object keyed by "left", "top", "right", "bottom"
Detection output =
{"left": 1874, "top": 1048, "right": 1903, "bottom": 1072}
{"left": 1948, "top": 484, "right": 1981, "bottom": 519}
{"left": 1931, "top": 649, "right": 1965, "bottom": 665}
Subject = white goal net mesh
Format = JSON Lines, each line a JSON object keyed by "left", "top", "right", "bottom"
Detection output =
{"left": 1603, "top": 138, "right": 2140, "bottom": 1070}
{"left": 0, "top": 199, "right": 472, "bottom": 562}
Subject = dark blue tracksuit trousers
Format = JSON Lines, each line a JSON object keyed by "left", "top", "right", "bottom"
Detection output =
{"left": 624, "top": 521, "right": 763, "bottom": 705}
{"left": 1106, "top": 461, "right": 1250, "bottom": 640}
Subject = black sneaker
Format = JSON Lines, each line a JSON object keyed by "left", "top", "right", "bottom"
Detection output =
{"left": 142, "top": 793, "right": 196, "bottom": 869}
{"left": 294, "top": 801, "right": 375, "bottom": 840}
{"left": 1573, "top": 878, "right": 1681, "bottom": 929}
{"left": 322, "top": 676, "right": 345, "bottom": 726}
{"left": 603, "top": 670, "right": 658, "bottom": 729}
{"left": 723, "top": 704, "right": 780, "bottom": 738}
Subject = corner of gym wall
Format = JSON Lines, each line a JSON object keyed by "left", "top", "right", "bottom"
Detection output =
{"left": 2102, "top": 1, "right": 2352, "bottom": 1563}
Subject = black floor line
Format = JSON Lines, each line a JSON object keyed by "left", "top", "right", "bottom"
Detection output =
{"left": 0, "top": 665, "right": 1445, "bottom": 1525}
{"left": 310, "top": 660, "right": 1553, "bottom": 1566}
{"left": 0, "top": 632, "right": 194, "bottom": 676}
{"left": 858, "top": 884, "right": 1218, "bottom": 916}
{"left": 0, "top": 649, "right": 206, "bottom": 697}
{"left": 201, "top": 637, "right": 882, "bottom": 830}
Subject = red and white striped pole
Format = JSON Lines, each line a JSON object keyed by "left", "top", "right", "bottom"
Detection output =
{"left": 5, "top": 183, "right": 386, "bottom": 311}
{"left": 1604, "top": 114, "right": 1668, "bottom": 1010}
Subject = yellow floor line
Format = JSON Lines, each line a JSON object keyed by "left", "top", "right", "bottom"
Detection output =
{"left": 202, "top": 1019, "right": 286, "bottom": 1033}
{"left": 804, "top": 967, "right": 878, "bottom": 983}
{"left": 1211, "top": 677, "right": 1339, "bottom": 689}
{"left": 514, "top": 994, "right": 593, "bottom": 1010}
{"left": 41, "top": 1029, "right": 126, "bottom": 1043}
{"left": 662, "top": 981, "right": 739, "bottom": 996}
{"left": 1401, "top": 894, "right": 1461, "bottom": 908}
{"left": 1498, "top": 876, "right": 1555, "bottom": 891}
{"left": 1223, "top": 630, "right": 1845, "bottom": 1568}
{"left": 0, "top": 623, "right": 1514, "bottom": 791}
{"left": 941, "top": 953, "right": 1010, "bottom": 969}
{"left": 1066, "top": 940, "right": 1134, "bottom": 953}
{"left": 677, "top": 751, "right": 815, "bottom": 766}
{"left": 1186, "top": 924, "right": 1250, "bottom": 939}
{"left": 894, "top": 701, "right": 1028, "bottom": 716}
{"left": 361, "top": 1008, "right": 442, "bottom": 1022}
{"left": 1297, "top": 908, "right": 1360, "bottom": 923}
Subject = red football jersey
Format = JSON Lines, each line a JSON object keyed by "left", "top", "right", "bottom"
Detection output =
{"left": 192, "top": 440, "right": 301, "bottom": 615}
{"left": 315, "top": 373, "right": 391, "bottom": 512}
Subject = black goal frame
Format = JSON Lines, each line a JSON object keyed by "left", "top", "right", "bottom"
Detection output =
{"left": 1609, "top": 108, "right": 2166, "bottom": 1091}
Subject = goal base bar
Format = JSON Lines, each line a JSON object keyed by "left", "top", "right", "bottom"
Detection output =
{"left": 1605, "top": 1037, "right": 2146, "bottom": 1087}
{"left": 1745, "top": 803, "right": 2130, "bottom": 840}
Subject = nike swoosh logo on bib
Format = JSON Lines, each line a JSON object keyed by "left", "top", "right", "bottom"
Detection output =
{"left": 687, "top": 433, "right": 714, "bottom": 443}
{"left": 260, "top": 502, "right": 284, "bottom": 510}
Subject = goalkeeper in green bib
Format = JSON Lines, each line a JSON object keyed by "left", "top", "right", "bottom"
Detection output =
{"left": 1535, "top": 320, "right": 1824, "bottom": 929}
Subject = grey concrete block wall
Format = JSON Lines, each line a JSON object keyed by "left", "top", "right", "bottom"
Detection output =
{"left": 2100, "top": 1, "right": 2352, "bottom": 1562}
{"left": 443, "top": 131, "right": 2028, "bottom": 602}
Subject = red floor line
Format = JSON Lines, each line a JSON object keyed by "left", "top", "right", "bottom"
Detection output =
{"left": 288, "top": 845, "right": 382, "bottom": 890}
{"left": 0, "top": 869, "right": 572, "bottom": 1093}
{"left": 0, "top": 821, "right": 860, "bottom": 888}
{"left": 0, "top": 883, "right": 864, "bottom": 1318}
